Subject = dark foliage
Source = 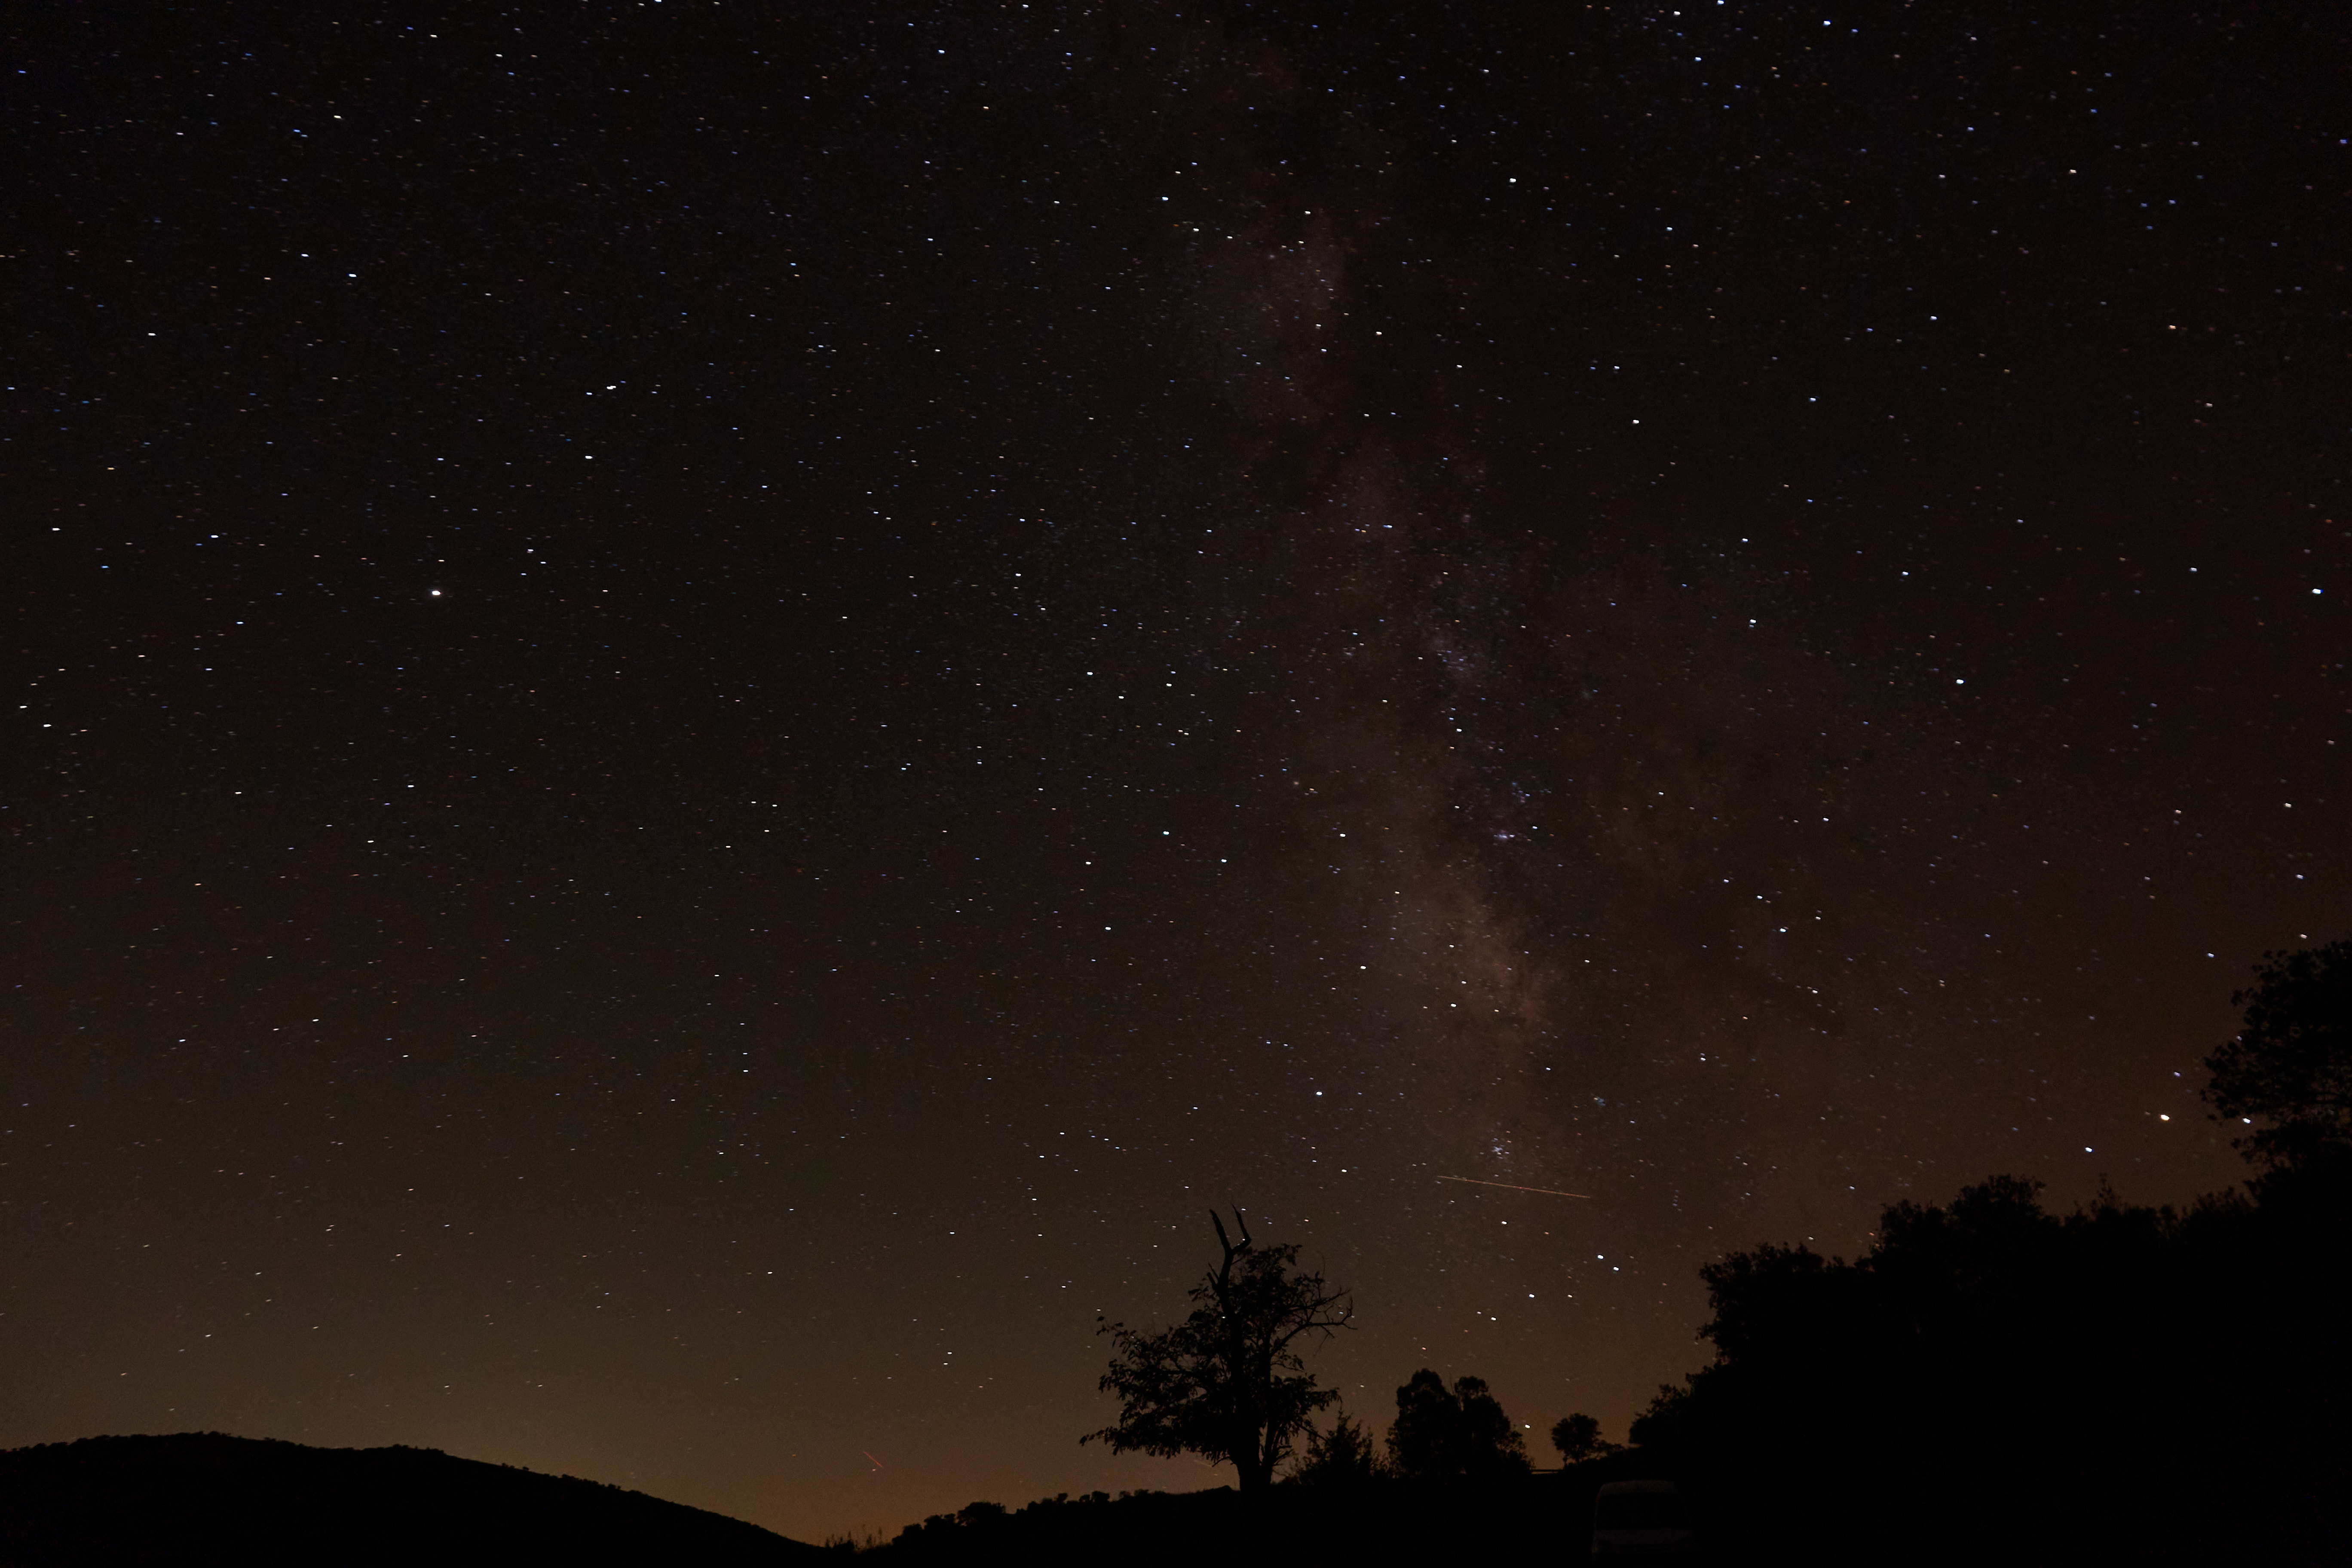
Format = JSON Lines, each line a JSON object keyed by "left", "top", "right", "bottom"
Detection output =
{"left": 883, "top": 1497, "right": 1026, "bottom": 1552}
{"left": 859, "top": 1473, "right": 1604, "bottom": 1567}
{"left": 1288, "top": 1406, "right": 1384, "bottom": 1489}
{"left": 1546, "top": 1412, "right": 1618, "bottom": 1464}
{"left": 1385, "top": 1369, "right": 1531, "bottom": 1482}
{"left": 2205, "top": 938, "right": 2352, "bottom": 1168}
{"left": 0, "top": 1432, "right": 821, "bottom": 1568}
{"left": 1082, "top": 1210, "right": 1352, "bottom": 1490}
{"left": 1632, "top": 1167, "right": 2352, "bottom": 1565}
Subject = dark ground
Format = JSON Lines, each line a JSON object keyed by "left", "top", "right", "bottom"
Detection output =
{"left": 851, "top": 1440, "right": 2343, "bottom": 1568}
{"left": 863, "top": 1472, "right": 1624, "bottom": 1565}
{"left": 0, "top": 1432, "right": 824, "bottom": 1567}
{"left": 2, "top": 1430, "right": 2337, "bottom": 1566}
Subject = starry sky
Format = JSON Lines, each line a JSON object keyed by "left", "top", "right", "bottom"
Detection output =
{"left": 5, "top": 0, "right": 2346, "bottom": 1544}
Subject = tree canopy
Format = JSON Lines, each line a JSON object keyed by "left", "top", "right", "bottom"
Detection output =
{"left": 1082, "top": 1210, "right": 1352, "bottom": 1490}
{"left": 1625, "top": 1163, "right": 2352, "bottom": 1562}
{"left": 1547, "top": 1412, "right": 1619, "bottom": 1464}
{"left": 1385, "top": 1369, "right": 1531, "bottom": 1482}
{"left": 2203, "top": 938, "right": 2352, "bottom": 1168}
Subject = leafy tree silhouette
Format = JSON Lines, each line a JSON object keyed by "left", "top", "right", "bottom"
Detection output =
{"left": 2203, "top": 938, "right": 2352, "bottom": 1168}
{"left": 1083, "top": 1209, "right": 1353, "bottom": 1490}
{"left": 1547, "top": 1412, "right": 1620, "bottom": 1464}
{"left": 1386, "top": 1369, "right": 1531, "bottom": 1481}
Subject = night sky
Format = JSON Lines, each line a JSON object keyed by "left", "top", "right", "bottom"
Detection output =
{"left": 6, "top": 0, "right": 2346, "bottom": 1544}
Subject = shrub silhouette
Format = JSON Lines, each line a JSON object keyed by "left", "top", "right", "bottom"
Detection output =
{"left": 1289, "top": 1405, "right": 1384, "bottom": 1488}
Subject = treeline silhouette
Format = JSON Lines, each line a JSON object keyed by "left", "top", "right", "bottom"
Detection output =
{"left": 857, "top": 1162, "right": 2348, "bottom": 1565}
{"left": 1608, "top": 940, "right": 2352, "bottom": 1564}
{"left": 869, "top": 1364, "right": 1566, "bottom": 1564}
{"left": 861, "top": 1474, "right": 1604, "bottom": 1567}
{"left": 1626, "top": 1155, "right": 2351, "bottom": 1564}
{"left": 872, "top": 940, "right": 2346, "bottom": 1564}
{"left": 16, "top": 946, "right": 2340, "bottom": 1564}
{"left": 11, "top": 1172, "right": 2340, "bottom": 1567}
{"left": 0, "top": 1433, "right": 824, "bottom": 1568}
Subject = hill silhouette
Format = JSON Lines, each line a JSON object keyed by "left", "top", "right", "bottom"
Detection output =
{"left": 0, "top": 1432, "right": 824, "bottom": 1568}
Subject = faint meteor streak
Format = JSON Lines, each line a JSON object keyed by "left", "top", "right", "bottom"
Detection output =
{"left": 1436, "top": 1175, "right": 1593, "bottom": 1199}
{"left": 863, "top": 1451, "right": 885, "bottom": 1470}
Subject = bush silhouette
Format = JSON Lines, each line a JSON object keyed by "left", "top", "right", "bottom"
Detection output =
{"left": 1289, "top": 1406, "right": 1384, "bottom": 1488}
